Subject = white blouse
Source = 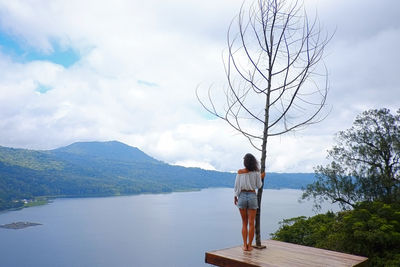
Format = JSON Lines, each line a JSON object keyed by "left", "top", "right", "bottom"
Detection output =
{"left": 234, "top": 171, "right": 262, "bottom": 197}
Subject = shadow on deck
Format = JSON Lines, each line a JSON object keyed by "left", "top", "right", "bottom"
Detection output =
{"left": 205, "top": 240, "right": 368, "bottom": 267}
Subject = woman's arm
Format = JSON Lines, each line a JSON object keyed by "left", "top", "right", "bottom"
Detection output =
{"left": 234, "top": 174, "right": 241, "bottom": 197}
{"left": 256, "top": 172, "right": 264, "bottom": 188}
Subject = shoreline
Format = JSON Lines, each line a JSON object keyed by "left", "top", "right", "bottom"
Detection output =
{"left": 0, "top": 187, "right": 306, "bottom": 213}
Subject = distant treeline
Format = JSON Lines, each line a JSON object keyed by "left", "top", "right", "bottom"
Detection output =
{"left": 0, "top": 141, "right": 316, "bottom": 211}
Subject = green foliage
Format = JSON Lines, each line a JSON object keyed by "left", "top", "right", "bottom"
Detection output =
{"left": 0, "top": 146, "right": 64, "bottom": 171}
{"left": 272, "top": 201, "right": 400, "bottom": 266}
{"left": 0, "top": 142, "right": 235, "bottom": 211}
{"left": 0, "top": 199, "right": 24, "bottom": 210}
{"left": 303, "top": 108, "right": 400, "bottom": 209}
{"left": 272, "top": 213, "right": 338, "bottom": 248}
{"left": 0, "top": 141, "right": 318, "bottom": 211}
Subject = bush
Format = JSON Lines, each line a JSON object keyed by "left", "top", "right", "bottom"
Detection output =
{"left": 271, "top": 201, "right": 400, "bottom": 266}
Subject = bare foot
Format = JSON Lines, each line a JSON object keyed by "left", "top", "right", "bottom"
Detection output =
{"left": 247, "top": 245, "right": 253, "bottom": 251}
{"left": 242, "top": 245, "right": 248, "bottom": 251}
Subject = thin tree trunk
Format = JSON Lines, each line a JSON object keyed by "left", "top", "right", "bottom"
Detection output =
{"left": 255, "top": 91, "right": 270, "bottom": 248}
{"left": 255, "top": 172, "right": 265, "bottom": 247}
{"left": 255, "top": 126, "right": 268, "bottom": 247}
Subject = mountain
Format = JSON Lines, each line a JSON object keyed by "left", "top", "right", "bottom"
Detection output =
{"left": 0, "top": 141, "right": 316, "bottom": 211}
{"left": 53, "top": 141, "right": 160, "bottom": 164}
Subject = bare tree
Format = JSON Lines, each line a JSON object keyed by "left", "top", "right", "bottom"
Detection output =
{"left": 197, "top": 0, "right": 332, "bottom": 248}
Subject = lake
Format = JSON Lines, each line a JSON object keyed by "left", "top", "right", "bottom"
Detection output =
{"left": 0, "top": 188, "right": 338, "bottom": 267}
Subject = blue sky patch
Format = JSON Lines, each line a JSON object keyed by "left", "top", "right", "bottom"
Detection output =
{"left": 35, "top": 84, "right": 52, "bottom": 94}
{"left": 0, "top": 31, "right": 80, "bottom": 68}
{"left": 198, "top": 108, "right": 217, "bottom": 120}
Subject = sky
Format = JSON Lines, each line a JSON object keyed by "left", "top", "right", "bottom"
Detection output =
{"left": 0, "top": 0, "right": 399, "bottom": 173}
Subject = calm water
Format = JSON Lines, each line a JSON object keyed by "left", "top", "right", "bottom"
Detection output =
{"left": 0, "top": 188, "right": 337, "bottom": 267}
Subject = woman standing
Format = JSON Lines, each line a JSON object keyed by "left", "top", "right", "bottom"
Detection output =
{"left": 234, "top": 153, "right": 265, "bottom": 251}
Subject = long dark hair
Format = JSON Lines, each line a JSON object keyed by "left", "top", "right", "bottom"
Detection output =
{"left": 243, "top": 153, "right": 259, "bottom": 172}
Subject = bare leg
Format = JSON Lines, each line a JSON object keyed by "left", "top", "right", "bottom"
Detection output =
{"left": 239, "top": 208, "right": 248, "bottom": 251}
{"left": 247, "top": 209, "right": 257, "bottom": 251}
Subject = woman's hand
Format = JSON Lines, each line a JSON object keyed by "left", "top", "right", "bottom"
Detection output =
{"left": 234, "top": 196, "right": 238, "bottom": 205}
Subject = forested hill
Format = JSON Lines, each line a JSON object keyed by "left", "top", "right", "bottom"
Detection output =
{"left": 0, "top": 141, "right": 316, "bottom": 210}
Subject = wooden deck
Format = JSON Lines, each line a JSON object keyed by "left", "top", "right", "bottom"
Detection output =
{"left": 205, "top": 240, "right": 368, "bottom": 267}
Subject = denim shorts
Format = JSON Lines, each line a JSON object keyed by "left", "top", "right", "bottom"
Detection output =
{"left": 237, "top": 192, "right": 258, "bottom": 209}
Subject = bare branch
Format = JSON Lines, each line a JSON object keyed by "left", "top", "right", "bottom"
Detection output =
{"left": 196, "top": 0, "right": 331, "bottom": 246}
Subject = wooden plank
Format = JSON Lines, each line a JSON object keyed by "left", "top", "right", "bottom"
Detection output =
{"left": 205, "top": 240, "right": 368, "bottom": 267}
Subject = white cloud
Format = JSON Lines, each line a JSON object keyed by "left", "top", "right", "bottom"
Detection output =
{"left": 0, "top": 0, "right": 398, "bottom": 172}
{"left": 173, "top": 160, "right": 216, "bottom": 171}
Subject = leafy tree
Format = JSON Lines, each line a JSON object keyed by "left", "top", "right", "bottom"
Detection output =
{"left": 303, "top": 108, "right": 400, "bottom": 210}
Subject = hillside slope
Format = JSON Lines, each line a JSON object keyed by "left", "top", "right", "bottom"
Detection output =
{"left": 0, "top": 141, "right": 315, "bottom": 210}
